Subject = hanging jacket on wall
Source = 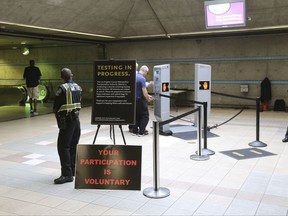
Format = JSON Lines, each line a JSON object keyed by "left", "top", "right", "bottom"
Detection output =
{"left": 260, "top": 77, "right": 271, "bottom": 103}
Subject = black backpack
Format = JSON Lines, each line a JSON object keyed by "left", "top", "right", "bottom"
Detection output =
{"left": 274, "top": 99, "right": 286, "bottom": 111}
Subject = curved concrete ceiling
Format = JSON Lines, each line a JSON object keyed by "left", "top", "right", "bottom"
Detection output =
{"left": 1, "top": 0, "right": 288, "bottom": 46}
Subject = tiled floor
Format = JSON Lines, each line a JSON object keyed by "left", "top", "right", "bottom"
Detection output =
{"left": 0, "top": 105, "right": 288, "bottom": 216}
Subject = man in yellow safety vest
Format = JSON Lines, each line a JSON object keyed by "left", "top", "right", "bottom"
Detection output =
{"left": 53, "top": 68, "right": 82, "bottom": 184}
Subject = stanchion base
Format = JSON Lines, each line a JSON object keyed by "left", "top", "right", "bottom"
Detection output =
{"left": 190, "top": 154, "right": 209, "bottom": 161}
{"left": 248, "top": 140, "right": 267, "bottom": 147}
{"left": 196, "top": 148, "right": 215, "bottom": 156}
{"left": 159, "top": 130, "right": 173, "bottom": 136}
{"left": 143, "top": 187, "right": 170, "bottom": 199}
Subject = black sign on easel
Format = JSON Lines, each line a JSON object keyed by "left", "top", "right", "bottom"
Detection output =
{"left": 91, "top": 59, "right": 136, "bottom": 125}
{"left": 76, "top": 61, "right": 139, "bottom": 190}
{"left": 91, "top": 59, "right": 136, "bottom": 145}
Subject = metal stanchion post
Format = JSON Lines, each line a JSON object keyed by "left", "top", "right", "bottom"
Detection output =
{"left": 201, "top": 102, "right": 215, "bottom": 155}
{"left": 190, "top": 106, "right": 209, "bottom": 161}
{"left": 143, "top": 121, "right": 170, "bottom": 199}
{"left": 249, "top": 97, "right": 267, "bottom": 147}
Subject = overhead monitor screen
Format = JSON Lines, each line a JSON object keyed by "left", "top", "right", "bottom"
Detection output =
{"left": 205, "top": 0, "right": 246, "bottom": 29}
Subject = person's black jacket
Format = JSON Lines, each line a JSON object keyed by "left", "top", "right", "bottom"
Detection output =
{"left": 260, "top": 77, "right": 271, "bottom": 102}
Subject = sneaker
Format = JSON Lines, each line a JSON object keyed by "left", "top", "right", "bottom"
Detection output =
{"left": 30, "top": 109, "right": 34, "bottom": 114}
{"left": 54, "top": 176, "right": 73, "bottom": 184}
{"left": 282, "top": 137, "right": 288, "bottom": 143}
{"left": 32, "top": 112, "right": 38, "bottom": 116}
{"left": 138, "top": 133, "right": 148, "bottom": 137}
{"left": 138, "top": 131, "right": 149, "bottom": 137}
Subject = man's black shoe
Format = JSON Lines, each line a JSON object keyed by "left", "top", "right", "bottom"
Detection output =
{"left": 282, "top": 137, "right": 288, "bottom": 143}
{"left": 54, "top": 176, "right": 73, "bottom": 184}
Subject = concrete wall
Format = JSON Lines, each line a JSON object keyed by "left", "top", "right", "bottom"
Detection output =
{"left": 1, "top": 33, "right": 288, "bottom": 110}
{"left": 106, "top": 34, "right": 288, "bottom": 109}
{"left": 0, "top": 44, "right": 105, "bottom": 104}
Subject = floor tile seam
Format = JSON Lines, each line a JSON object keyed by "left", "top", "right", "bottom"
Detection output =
{"left": 0, "top": 152, "right": 59, "bottom": 167}
{"left": 0, "top": 202, "right": 51, "bottom": 216}
{"left": 257, "top": 143, "right": 288, "bottom": 208}
{"left": 190, "top": 155, "right": 243, "bottom": 214}
{"left": 207, "top": 121, "right": 287, "bottom": 129}
{"left": 45, "top": 189, "right": 88, "bottom": 207}
{"left": 130, "top": 201, "right": 171, "bottom": 216}
{"left": 88, "top": 191, "right": 144, "bottom": 202}
{"left": 175, "top": 155, "right": 257, "bottom": 214}
{"left": 89, "top": 194, "right": 140, "bottom": 216}
{"left": 0, "top": 153, "right": 31, "bottom": 163}
{"left": 52, "top": 195, "right": 99, "bottom": 214}
{"left": 37, "top": 160, "right": 59, "bottom": 167}
{"left": 0, "top": 192, "right": 51, "bottom": 206}
{"left": 114, "top": 196, "right": 152, "bottom": 216}
{"left": 72, "top": 204, "right": 110, "bottom": 215}
{"left": 161, "top": 203, "right": 196, "bottom": 216}
{"left": 80, "top": 132, "right": 97, "bottom": 140}
{"left": 261, "top": 193, "right": 288, "bottom": 207}
{"left": 167, "top": 155, "right": 235, "bottom": 213}
{"left": 226, "top": 194, "right": 288, "bottom": 215}
{"left": 0, "top": 135, "right": 58, "bottom": 145}
{"left": 141, "top": 174, "right": 200, "bottom": 215}
{"left": 16, "top": 203, "right": 61, "bottom": 215}
{"left": 39, "top": 207, "right": 71, "bottom": 215}
{"left": 222, "top": 156, "right": 273, "bottom": 215}
{"left": 0, "top": 173, "right": 57, "bottom": 189}
{"left": 1, "top": 165, "right": 59, "bottom": 186}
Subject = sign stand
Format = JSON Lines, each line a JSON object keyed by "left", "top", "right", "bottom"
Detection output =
{"left": 92, "top": 125, "right": 126, "bottom": 145}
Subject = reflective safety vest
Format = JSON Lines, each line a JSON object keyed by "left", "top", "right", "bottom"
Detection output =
{"left": 57, "top": 83, "right": 81, "bottom": 114}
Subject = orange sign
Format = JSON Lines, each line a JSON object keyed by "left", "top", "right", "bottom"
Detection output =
{"left": 199, "top": 81, "right": 210, "bottom": 90}
{"left": 162, "top": 82, "right": 169, "bottom": 92}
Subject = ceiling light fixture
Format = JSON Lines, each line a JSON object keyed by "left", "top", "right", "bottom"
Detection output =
{"left": 121, "top": 34, "right": 166, "bottom": 39}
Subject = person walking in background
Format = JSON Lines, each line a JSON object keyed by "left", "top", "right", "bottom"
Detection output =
{"left": 23, "top": 59, "right": 42, "bottom": 115}
{"left": 53, "top": 68, "right": 82, "bottom": 184}
{"left": 132, "top": 65, "right": 154, "bottom": 136}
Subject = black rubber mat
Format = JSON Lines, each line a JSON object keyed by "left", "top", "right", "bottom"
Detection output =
{"left": 172, "top": 130, "right": 218, "bottom": 140}
{"left": 220, "top": 148, "right": 276, "bottom": 160}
